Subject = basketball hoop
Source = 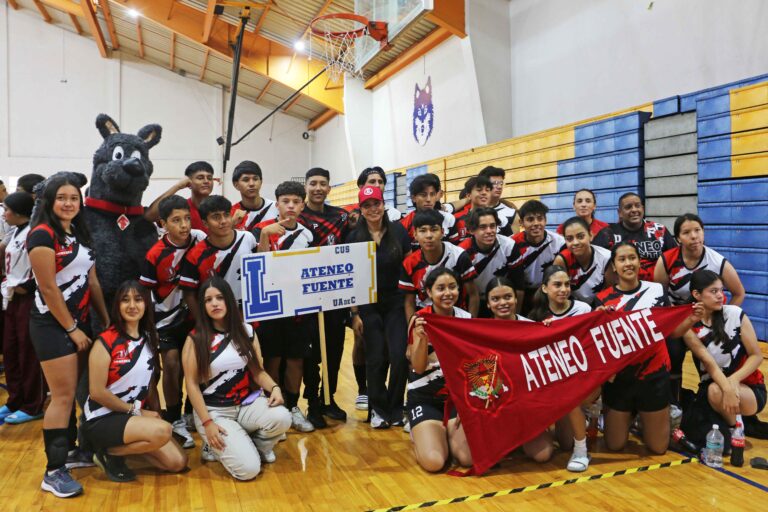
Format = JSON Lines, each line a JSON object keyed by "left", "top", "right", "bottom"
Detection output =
{"left": 309, "top": 13, "right": 388, "bottom": 81}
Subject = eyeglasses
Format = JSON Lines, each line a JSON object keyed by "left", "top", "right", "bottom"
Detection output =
{"left": 490, "top": 180, "right": 504, "bottom": 188}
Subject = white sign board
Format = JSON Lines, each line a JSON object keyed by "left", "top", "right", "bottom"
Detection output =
{"left": 241, "top": 242, "right": 377, "bottom": 322}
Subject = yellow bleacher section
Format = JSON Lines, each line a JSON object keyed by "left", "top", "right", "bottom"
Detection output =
{"left": 729, "top": 82, "right": 768, "bottom": 179}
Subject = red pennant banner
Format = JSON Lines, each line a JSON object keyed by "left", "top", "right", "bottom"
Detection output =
{"left": 424, "top": 305, "right": 691, "bottom": 475}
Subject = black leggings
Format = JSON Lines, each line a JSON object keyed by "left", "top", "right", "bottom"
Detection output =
{"left": 667, "top": 337, "right": 687, "bottom": 404}
{"left": 360, "top": 300, "right": 408, "bottom": 422}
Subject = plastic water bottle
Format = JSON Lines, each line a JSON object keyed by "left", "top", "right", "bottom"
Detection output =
{"left": 730, "top": 422, "right": 745, "bottom": 467}
{"left": 702, "top": 424, "right": 724, "bottom": 468}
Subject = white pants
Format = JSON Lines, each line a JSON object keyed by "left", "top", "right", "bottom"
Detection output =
{"left": 194, "top": 397, "right": 291, "bottom": 480}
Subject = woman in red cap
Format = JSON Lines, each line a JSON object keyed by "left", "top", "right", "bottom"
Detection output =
{"left": 346, "top": 186, "right": 412, "bottom": 429}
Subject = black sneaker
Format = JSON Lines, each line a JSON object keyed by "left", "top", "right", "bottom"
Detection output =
{"left": 65, "top": 448, "right": 95, "bottom": 469}
{"left": 744, "top": 415, "right": 768, "bottom": 439}
{"left": 321, "top": 400, "right": 347, "bottom": 422}
{"left": 306, "top": 403, "right": 328, "bottom": 429}
{"left": 94, "top": 452, "right": 136, "bottom": 483}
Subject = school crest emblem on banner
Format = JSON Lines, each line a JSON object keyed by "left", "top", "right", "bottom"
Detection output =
{"left": 462, "top": 353, "right": 510, "bottom": 411}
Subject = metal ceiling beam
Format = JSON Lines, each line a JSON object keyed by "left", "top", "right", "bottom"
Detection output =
{"left": 425, "top": 0, "right": 466, "bottom": 38}
{"left": 115, "top": 0, "right": 343, "bottom": 113}
{"left": 80, "top": 0, "right": 108, "bottom": 57}
{"left": 364, "top": 27, "right": 452, "bottom": 90}
{"left": 202, "top": 0, "right": 217, "bottom": 43}
{"left": 307, "top": 109, "right": 337, "bottom": 131}
{"left": 99, "top": 0, "right": 120, "bottom": 49}
{"left": 32, "top": 0, "right": 53, "bottom": 22}
{"left": 69, "top": 13, "right": 83, "bottom": 34}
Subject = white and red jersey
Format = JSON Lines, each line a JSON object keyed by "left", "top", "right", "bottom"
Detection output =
{"left": 692, "top": 305, "right": 764, "bottom": 386}
{"left": 509, "top": 230, "right": 565, "bottom": 290}
{"left": 201, "top": 324, "right": 254, "bottom": 407}
{"left": 27, "top": 224, "right": 95, "bottom": 322}
{"left": 252, "top": 219, "right": 315, "bottom": 252}
{"left": 400, "top": 209, "right": 458, "bottom": 250}
{"left": 661, "top": 246, "right": 727, "bottom": 305}
{"left": 231, "top": 199, "right": 278, "bottom": 232}
{"left": 2, "top": 223, "right": 33, "bottom": 307}
{"left": 545, "top": 300, "right": 592, "bottom": 320}
{"left": 557, "top": 244, "right": 611, "bottom": 300}
{"left": 84, "top": 326, "right": 155, "bottom": 421}
{"left": 407, "top": 306, "right": 471, "bottom": 401}
{"left": 140, "top": 229, "right": 206, "bottom": 331}
{"left": 458, "top": 235, "right": 517, "bottom": 297}
{"left": 493, "top": 202, "right": 516, "bottom": 237}
{"left": 399, "top": 242, "right": 477, "bottom": 309}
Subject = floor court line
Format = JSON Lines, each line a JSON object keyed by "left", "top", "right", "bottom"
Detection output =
{"left": 671, "top": 447, "right": 768, "bottom": 493}
{"left": 364, "top": 457, "right": 695, "bottom": 512}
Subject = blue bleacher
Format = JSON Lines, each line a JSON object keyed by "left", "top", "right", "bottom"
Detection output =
{"left": 698, "top": 177, "right": 768, "bottom": 203}
{"left": 706, "top": 225, "right": 768, "bottom": 250}
{"left": 653, "top": 96, "right": 680, "bottom": 118}
{"left": 558, "top": 149, "right": 642, "bottom": 176}
{"left": 680, "top": 73, "right": 768, "bottom": 112}
{"left": 710, "top": 247, "right": 768, "bottom": 272}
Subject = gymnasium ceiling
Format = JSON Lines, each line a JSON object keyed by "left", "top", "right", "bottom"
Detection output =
{"left": 7, "top": 0, "right": 464, "bottom": 128}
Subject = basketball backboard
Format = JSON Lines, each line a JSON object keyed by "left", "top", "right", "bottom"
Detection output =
{"left": 354, "top": 0, "right": 434, "bottom": 71}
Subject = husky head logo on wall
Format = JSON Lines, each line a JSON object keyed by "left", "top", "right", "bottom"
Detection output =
{"left": 413, "top": 77, "right": 434, "bottom": 146}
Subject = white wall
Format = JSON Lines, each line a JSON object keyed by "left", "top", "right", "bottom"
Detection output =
{"left": 0, "top": 5, "right": 310, "bottom": 204}
{"left": 309, "top": 112, "right": 356, "bottom": 186}
{"left": 508, "top": 0, "right": 768, "bottom": 135}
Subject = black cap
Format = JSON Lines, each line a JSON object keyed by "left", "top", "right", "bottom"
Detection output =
{"left": 4, "top": 191, "right": 34, "bottom": 218}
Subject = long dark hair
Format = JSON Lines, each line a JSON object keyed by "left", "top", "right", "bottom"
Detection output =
{"left": 485, "top": 276, "right": 518, "bottom": 299}
{"left": 31, "top": 174, "right": 92, "bottom": 246}
{"left": 673, "top": 213, "right": 704, "bottom": 239}
{"left": 690, "top": 270, "right": 728, "bottom": 347}
{"left": 529, "top": 265, "right": 569, "bottom": 321}
{"left": 192, "top": 276, "right": 259, "bottom": 382}
{"left": 354, "top": 208, "right": 403, "bottom": 262}
{"left": 110, "top": 280, "right": 159, "bottom": 357}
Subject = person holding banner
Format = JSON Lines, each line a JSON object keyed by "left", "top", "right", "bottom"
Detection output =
{"left": 683, "top": 270, "right": 765, "bottom": 433}
{"left": 182, "top": 277, "right": 291, "bottom": 480}
{"left": 552, "top": 216, "right": 613, "bottom": 303}
{"left": 485, "top": 277, "right": 554, "bottom": 463}
{"left": 348, "top": 185, "right": 412, "bottom": 429}
{"left": 527, "top": 265, "right": 595, "bottom": 471}
{"left": 595, "top": 242, "right": 700, "bottom": 455}
{"left": 407, "top": 267, "right": 473, "bottom": 472}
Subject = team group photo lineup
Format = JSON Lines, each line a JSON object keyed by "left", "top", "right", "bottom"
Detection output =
{"left": 1, "top": 0, "right": 767, "bottom": 510}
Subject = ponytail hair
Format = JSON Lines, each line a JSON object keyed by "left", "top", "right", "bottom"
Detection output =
{"left": 690, "top": 269, "right": 729, "bottom": 347}
{"left": 528, "top": 265, "right": 568, "bottom": 321}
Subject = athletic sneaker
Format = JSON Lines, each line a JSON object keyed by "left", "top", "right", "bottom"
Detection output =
{"left": 93, "top": 452, "right": 136, "bottom": 483}
{"left": 403, "top": 417, "right": 411, "bottom": 433}
{"left": 290, "top": 407, "right": 315, "bottom": 433}
{"left": 258, "top": 449, "right": 276, "bottom": 464}
{"left": 172, "top": 419, "right": 196, "bottom": 449}
{"left": 391, "top": 412, "right": 406, "bottom": 427}
{"left": 370, "top": 410, "right": 390, "bottom": 430}
{"left": 669, "top": 404, "right": 683, "bottom": 430}
{"left": 183, "top": 413, "right": 195, "bottom": 431}
{"left": 41, "top": 467, "right": 83, "bottom": 498}
{"left": 566, "top": 453, "right": 591, "bottom": 472}
{"left": 355, "top": 395, "right": 369, "bottom": 411}
{"left": 321, "top": 400, "right": 347, "bottom": 422}
{"left": 306, "top": 402, "right": 328, "bottom": 429}
{"left": 277, "top": 432, "right": 287, "bottom": 442}
{"left": 65, "top": 448, "right": 95, "bottom": 469}
{"left": 200, "top": 442, "right": 217, "bottom": 463}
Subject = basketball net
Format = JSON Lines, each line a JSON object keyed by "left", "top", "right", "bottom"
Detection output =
{"left": 310, "top": 14, "right": 387, "bottom": 82}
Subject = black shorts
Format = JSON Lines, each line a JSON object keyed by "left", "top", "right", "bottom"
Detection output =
{"left": 158, "top": 318, "right": 194, "bottom": 352}
{"left": 406, "top": 398, "right": 456, "bottom": 429}
{"left": 752, "top": 383, "right": 767, "bottom": 414}
{"left": 29, "top": 312, "right": 77, "bottom": 362}
{"left": 603, "top": 372, "right": 670, "bottom": 413}
{"left": 80, "top": 413, "right": 131, "bottom": 452}
{"left": 257, "top": 315, "right": 315, "bottom": 359}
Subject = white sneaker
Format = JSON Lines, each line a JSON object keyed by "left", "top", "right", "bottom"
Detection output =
{"left": 403, "top": 417, "right": 411, "bottom": 433}
{"left": 355, "top": 394, "right": 369, "bottom": 411}
{"left": 201, "top": 442, "right": 217, "bottom": 463}
{"left": 670, "top": 404, "right": 683, "bottom": 430}
{"left": 567, "top": 452, "right": 590, "bottom": 472}
{"left": 258, "top": 449, "right": 276, "bottom": 464}
{"left": 290, "top": 406, "right": 315, "bottom": 433}
{"left": 172, "top": 419, "right": 195, "bottom": 449}
{"left": 278, "top": 432, "right": 287, "bottom": 442}
{"left": 371, "top": 410, "right": 390, "bottom": 429}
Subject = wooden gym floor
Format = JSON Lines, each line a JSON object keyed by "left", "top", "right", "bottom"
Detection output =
{"left": 1, "top": 332, "right": 767, "bottom": 512}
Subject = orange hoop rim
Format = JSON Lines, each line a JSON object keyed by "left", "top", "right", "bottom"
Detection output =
{"left": 309, "top": 12, "right": 388, "bottom": 42}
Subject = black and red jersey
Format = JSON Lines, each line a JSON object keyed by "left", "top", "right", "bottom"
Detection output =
{"left": 661, "top": 246, "right": 726, "bottom": 305}
{"left": 299, "top": 204, "right": 348, "bottom": 246}
{"left": 252, "top": 219, "right": 315, "bottom": 251}
{"left": 200, "top": 325, "right": 254, "bottom": 407}
{"left": 27, "top": 224, "right": 94, "bottom": 322}
{"left": 231, "top": 199, "right": 278, "bottom": 232}
{"left": 407, "top": 305, "right": 472, "bottom": 403}
{"left": 140, "top": 229, "right": 206, "bottom": 331}
{"left": 557, "top": 217, "right": 608, "bottom": 238}
{"left": 493, "top": 202, "right": 516, "bottom": 237}
{"left": 593, "top": 220, "right": 677, "bottom": 281}
{"left": 188, "top": 198, "right": 207, "bottom": 234}
{"left": 458, "top": 235, "right": 520, "bottom": 296}
{"left": 452, "top": 203, "right": 474, "bottom": 243}
{"left": 594, "top": 281, "right": 670, "bottom": 381}
{"left": 557, "top": 245, "right": 611, "bottom": 300}
{"left": 399, "top": 209, "right": 458, "bottom": 250}
{"left": 691, "top": 305, "right": 764, "bottom": 386}
{"left": 509, "top": 230, "right": 566, "bottom": 290}
{"left": 399, "top": 242, "right": 477, "bottom": 309}
{"left": 84, "top": 326, "right": 155, "bottom": 421}
{"left": 179, "top": 230, "right": 257, "bottom": 303}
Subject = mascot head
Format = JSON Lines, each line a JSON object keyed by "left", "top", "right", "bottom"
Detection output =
{"left": 90, "top": 114, "right": 161, "bottom": 205}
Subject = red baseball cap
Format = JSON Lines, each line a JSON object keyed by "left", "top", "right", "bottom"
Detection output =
{"left": 358, "top": 185, "right": 384, "bottom": 205}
